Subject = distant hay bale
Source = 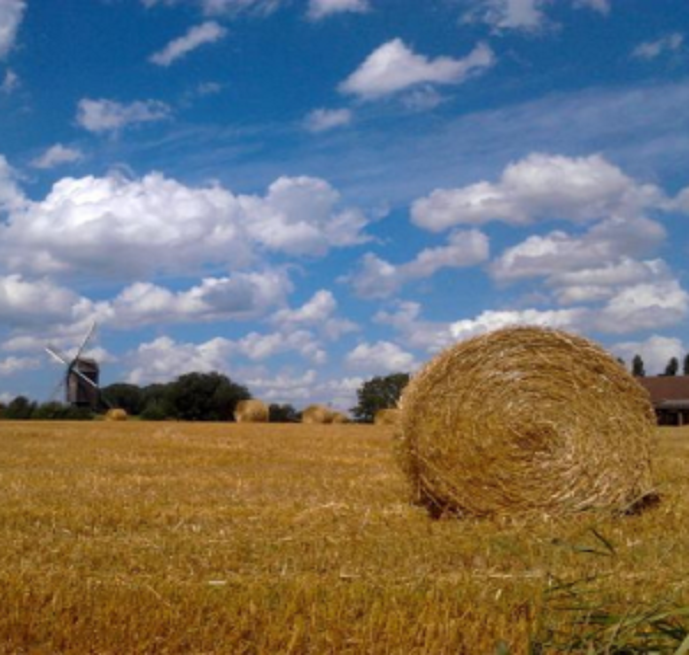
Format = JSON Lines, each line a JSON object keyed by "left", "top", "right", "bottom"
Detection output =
{"left": 105, "top": 408, "right": 128, "bottom": 422}
{"left": 397, "top": 326, "right": 656, "bottom": 518}
{"left": 375, "top": 408, "right": 400, "bottom": 426}
{"left": 302, "top": 405, "right": 335, "bottom": 424}
{"left": 331, "top": 412, "right": 350, "bottom": 424}
{"left": 234, "top": 399, "right": 269, "bottom": 423}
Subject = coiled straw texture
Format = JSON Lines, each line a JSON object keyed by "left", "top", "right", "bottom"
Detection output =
{"left": 397, "top": 327, "right": 656, "bottom": 518}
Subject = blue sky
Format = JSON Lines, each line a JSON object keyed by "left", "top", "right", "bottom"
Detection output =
{"left": 1, "top": 0, "right": 688, "bottom": 410}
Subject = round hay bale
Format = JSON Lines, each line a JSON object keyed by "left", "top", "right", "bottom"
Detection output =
{"left": 331, "top": 412, "right": 351, "bottom": 424}
{"left": 375, "top": 408, "right": 400, "bottom": 426}
{"left": 302, "top": 405, "right": 335, "bottom": 424}
{"left": 105, "top": 408, "right": 128, "bottom": 422}
{"left": 234, "top": 399, "right": 269, "bottom": 423}
{"left": 397, "top": 326, "right": 655, "bottom": 518}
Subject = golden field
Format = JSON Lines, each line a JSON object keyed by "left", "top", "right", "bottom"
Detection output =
{"left": 1, "top": 421, "right": 688, "bottom": 654}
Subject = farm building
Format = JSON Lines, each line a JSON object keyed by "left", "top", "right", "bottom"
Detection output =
{"left": 637, "top": 376, "right": 689, "bottom": 426}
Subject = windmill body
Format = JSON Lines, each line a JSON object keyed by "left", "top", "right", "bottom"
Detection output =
{"left": 67, "top": 358, "right": 100, "bottom": 408}
{"left": 45, "top": 322, "right": 104, "bottom": 411}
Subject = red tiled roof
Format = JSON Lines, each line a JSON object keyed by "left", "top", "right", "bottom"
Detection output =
{"left": 637, "top": 375, "right": 689, "bottom": 404}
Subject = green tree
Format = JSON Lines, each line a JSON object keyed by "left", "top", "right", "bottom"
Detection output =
{"left": 351, "top": 373, "right": 410, "bottom": 423}
{"left": 101, "top": 383, "right": 145, "bottom": 415}
{"left": 684, "top": 353, "right": 689, "bottom": 376}
{"left": 632, "top": 354, "right": 646, "bottom": 377}
{"left": 664, "top": 357, "right": 679, "bottom": 376}
{"left": 269, "top": 403, "right": 299, "bottom": 423}
{"left": 3, "top": 396, "right": 37, "bottom": 420}
{"left": 167, "top": 372, "right": 250, "bottom": 421}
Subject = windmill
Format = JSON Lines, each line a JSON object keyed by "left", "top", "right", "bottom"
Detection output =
{"left": 45, "top": 322, "right": 103, "bottom": 410}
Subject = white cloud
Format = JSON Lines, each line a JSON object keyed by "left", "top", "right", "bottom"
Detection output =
{"left": 632, "top": 33, "right": 684, "bottom": 60}
{"left": 449, "top": 307, "right": 586, "bottom": 341}
{"left": 0, "top": 275, "right": 85, "bottom": 328}
{"left": 1, "top": 68, "right": 18, "bottom": 93}
{"left": 0, "top": 0, "right": 25, "bottom": 59}
{"left": 339, "top": 39, "right": 495, "bottom": 100}
{"left": 346, "top": 341, "right": 417, "bottom": 373}
{"left": 464, "top": 0, "right": 610, "bottom": 31}
{"left": 549, "top": 258, "right": 670, "bottom": 305}
{"left": 612, "top": 335, "right": 685, "bottom": 376}
{"left": 0, "top": 171, "right": 369, "bottom": 279}
{"left": 0, "top": 155, "right": 25, "bottom": 213}
{"left": 593, "top": 280, "right": 689, "bottom": 334}
{"left": 304, "top": 108, "right": 352, "bottom": 133}
{"left": 149, "top": 21, "right": 227, "bottom": 67}
{"left": 0, "top": 356, "right": 40, "bottom": 376}
{"left": 236, "top": 330, "right": 326, "bottom": 364}
{"left": 307, "top": 0, "right": 369, "bottom": 20}
{"left": 31, "top": 144, "right": 84, "bottom": 170}
{"left": 108, "top": 271, "right": 292, "bottom": 327}
{"left": 245, "top": 369, "right": 318, "bottom": 402}
{"left": 375, "top": 301, "right": 456, "bottom": 352}
{"left": 412, "top": 153, "right": 662, "bottom": 232}
{"left": 490, "top": 216, "right": 665, "bottom": 282}
{"left": 271, "top": 290, "right": 358, "bottom": 339}
{"left": 76, "top": 98, "right": 172, "bottom": 134}
{"left": 126, "top": 336, "right": 233, "bottom": 385}
{"left": 349, "top": 229, "right": 489, "bottom": 298}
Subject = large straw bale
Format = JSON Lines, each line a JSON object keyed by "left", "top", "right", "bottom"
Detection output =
{"left": 375, "top": 408, "right": 400, "bottom": 426}
{"left": 234, "top": 399, "right": 269, "bottom": 423}
{"left": 397, "top": 326, "right": 656, "bottom": 518}
{"left": 302, "top": 405, "right": 335, "bottom": 424}
{"left": 105, "top": 408, "right": 128, "bottom": 422}
{"left": 331, "top": 412, "right": 350, "bottom": 424}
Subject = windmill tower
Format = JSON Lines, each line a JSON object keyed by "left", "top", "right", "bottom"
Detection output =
{"left": 45, "top": 322, "right": 102, "bottom": 410}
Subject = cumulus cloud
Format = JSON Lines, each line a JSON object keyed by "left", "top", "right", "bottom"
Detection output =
{"left": 593, "top": 280, "right": 689, "bottom": 334}
{"left": 612, "top": 335, "right": 685, "bottom": 376}
{"left": 412, "top": 153, "right": 662, "bottom": 232}
{"left": 245, "top": 369, "right": 318, "bottom": 402}
{"left": 0, "top": 356, "right": 40, "bottom": 376}
{"left": 346, "top": 340, "right": 417, "bottom": 373}
{"left": 0, "top": 171, "right": 369, "bottom": 279}
{"left": 307, "top": 0, "right": 369, "bottom": 20}
{"left": 632, "top": 33, "right": 684, "bottom": 60}
{"left": 490, "top": 216, "right": 666, "bottom": 282}
{"left": 304, "top": 108, "right": 352, "bottom": 133}
{"left": 149, "top": 21, "right": 227, "bottom": 66}
{"left": 339, "top": 39, "right": 494, "bottom": 100}
{"left": 125, "top": 329, "right": 325, "bottom": 385}
{"left": 0, "top": 275, "right": 86, "bottom": 328}
{"left": 108, "top": 271, "right": 292, "bottom": 328}
{"left": 200, "top": 0, "right": 282, "bottom": 16}
{"left": 348, "top": 229, "right": 489, "bottom": 298}
{"left": 271, "top": 290, "right": 358, "bottom": 339}
{"left": 31, "top": 144, "right": 84, "bottom": 170}
{"left": 0, "top": 155, "right": 25, "bottom": 213}
{"left": 449, "top": 307, "right": 586, "bottom": 341}
{"left": 0, "top": 0, "right": 25, "bottom": 59}
{"left": 76, "top": 98, "right": 172, "bottom": 134}
{"left": 549, "top": 258, "right": 670, "bottom": 305}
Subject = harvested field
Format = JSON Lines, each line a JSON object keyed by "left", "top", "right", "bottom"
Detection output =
{"left": 1, "top": 421, "right": 688, "bottom": 653}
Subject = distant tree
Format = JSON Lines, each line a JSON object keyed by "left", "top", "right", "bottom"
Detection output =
{"left": 3, "top": 396, "right": 37, "bottom": 420}
{"left": 684, "top": 353, "right": 689, "bottom": 376}
{"left": 33, "top": 402, "right": 92, "bottom": 420}
{"left": 632, "top": 354, "right": 646, "bottom": 377}
{"left": 140, "top": 401, "right": 168, "bottom": 421}
{"left": 664, "top": 357, "right": 679, "bottom": 377}
{"left": 269, "top": 403, "right": 299, "bottom": 423}
{"left": 616, "top": 357, "right": 625, "bottom": 368}
{"left": 351, "top": 373, "right": 410, "bottom": 423}
{"left": 101, "top": 383, "right": 145, "bottom": 415}
{"left": 167, "top": 372, "right": 250, "bottom": 421}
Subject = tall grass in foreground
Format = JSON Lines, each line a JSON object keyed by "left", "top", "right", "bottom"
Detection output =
{"left": 1, "top": 422, "right": 689, "bottom": 653}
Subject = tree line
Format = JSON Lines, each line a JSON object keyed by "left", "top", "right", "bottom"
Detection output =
{"left": 630, "top": 354, "right": 689, "bottom": 377}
